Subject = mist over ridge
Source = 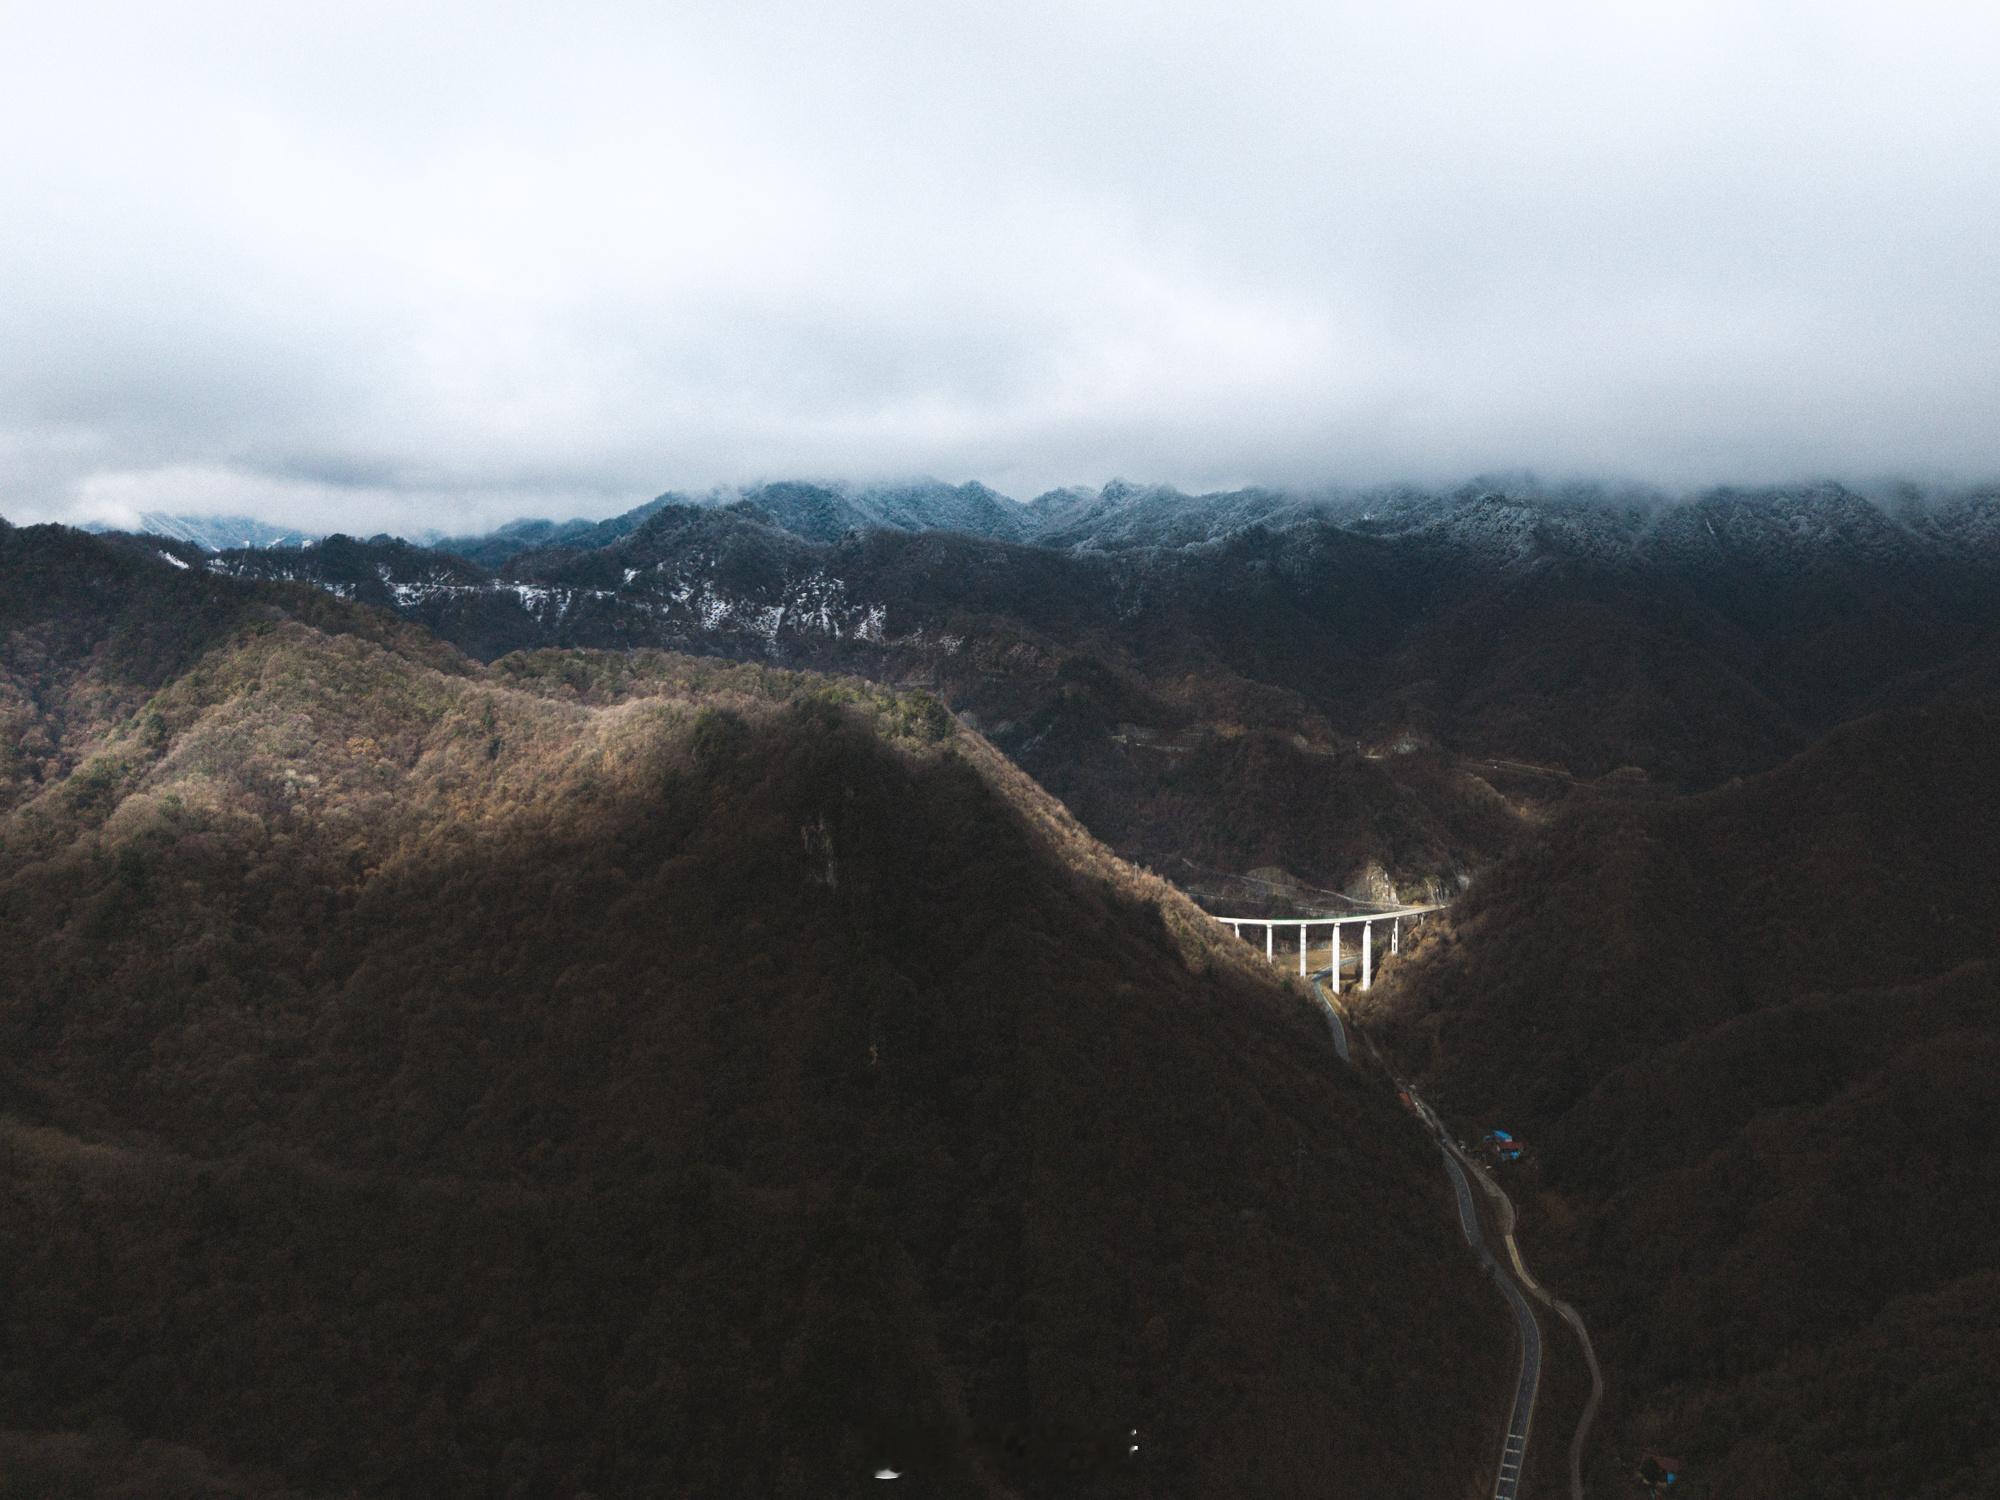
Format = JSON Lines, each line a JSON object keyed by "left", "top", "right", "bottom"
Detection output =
{"left": 55, "top": 469, "right": 2000, "bottom": 558}
{"left": 9, "top": 4, "right": 2000, "bottom": 534}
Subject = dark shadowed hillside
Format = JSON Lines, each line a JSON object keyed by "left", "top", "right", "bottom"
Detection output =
{"left": 1364, "top": 702, "right": 2000, "bottom": 1498}
{"left": 0, "top": 524, "right": 1507, "bottom": 1499}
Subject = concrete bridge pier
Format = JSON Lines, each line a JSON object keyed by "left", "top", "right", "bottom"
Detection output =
{"left": 1208, "top": 903, "right": 1444, "bottom": 990}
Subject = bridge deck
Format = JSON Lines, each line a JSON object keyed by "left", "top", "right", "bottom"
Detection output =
{"left": 1207, "top": 902, "right": 1447, "bottom": 927}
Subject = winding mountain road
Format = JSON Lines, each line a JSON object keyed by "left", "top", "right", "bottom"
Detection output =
{"left": 1424, "top": 1098, "right": 1607, "bottom": 1500}
{"left": 1459, "top": 1147, "right": 1606, "bottom": 1500}
{"left": 1311, "top": 978, "right": 1351, "bottom": 1063}
{"left": 1435, "top": 1122, "right": 1542, "bottom": 1499}
{"left": 1311, "top": 973, "right": 1602, "bottom": 1500}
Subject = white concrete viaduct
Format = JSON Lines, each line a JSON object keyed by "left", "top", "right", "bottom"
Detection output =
{"left": 1212, "top": 903, "right": 1445, "bottom": 991}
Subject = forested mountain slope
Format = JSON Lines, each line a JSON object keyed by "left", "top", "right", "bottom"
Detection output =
{"left": 186, "top": 484, "right": 2000, "bottom": 902}
{"left": 0, "top": 522, "right": 1505, "bottom": 1499}
{"left": 1366, "top": 702, "right": 2000, "bottom": 1498}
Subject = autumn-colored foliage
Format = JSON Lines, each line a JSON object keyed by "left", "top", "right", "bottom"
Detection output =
{"left": 0, "top": 524, "right": 1506, "bottom": 1498}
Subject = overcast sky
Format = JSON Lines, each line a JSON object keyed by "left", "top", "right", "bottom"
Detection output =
{"left": 5, "top": 1, "right": 1998, "bottom": 533}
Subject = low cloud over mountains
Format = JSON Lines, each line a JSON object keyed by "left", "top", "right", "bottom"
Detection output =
{"left": 9, "top": 4, "right": 2000, "bottom": 528}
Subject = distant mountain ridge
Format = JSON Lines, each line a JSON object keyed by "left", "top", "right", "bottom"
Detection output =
{"left": 83, "top": 510, "right": 323, "bottom": 551}
{"left": 423, "top": 478, "right": 1035, "bottom": 566}
{"left": 89, "top": 474, "right": 2000, "bottom": 562}
{"left": 83, "top": 478, "right": 2000, "bottom": 898}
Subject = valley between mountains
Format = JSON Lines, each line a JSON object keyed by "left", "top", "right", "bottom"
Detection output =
{"left": 8, "top": 478, "right": 2000, "bottom": 1497}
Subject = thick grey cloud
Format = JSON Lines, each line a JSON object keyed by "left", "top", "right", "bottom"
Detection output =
{"left": 5, "top": 0, "right": 1998, "bottom": 531}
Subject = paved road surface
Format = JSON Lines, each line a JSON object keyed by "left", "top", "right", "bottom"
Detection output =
{"left": 1308, "top": 973, "right": 1350, "bottom": 1062}
{"left": 1307, "top": 975, "right": 1596, "bottom": 1499}
{"left": 1465, "top": 1153, "right": 1605, "bottom": 1500}
{"left": 1437, "top": 1142, "right": 1542, "bottom": 1500}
